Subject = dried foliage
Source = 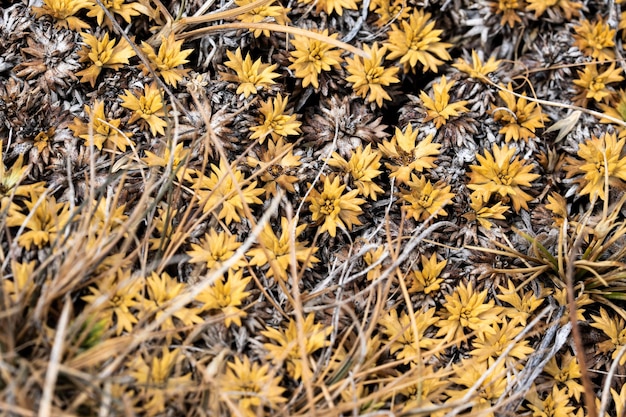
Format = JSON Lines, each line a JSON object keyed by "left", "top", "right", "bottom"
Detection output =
{"left": 4, "top": 0, "right": 626, "bottom": 416}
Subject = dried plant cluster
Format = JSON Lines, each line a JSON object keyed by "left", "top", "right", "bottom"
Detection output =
{"left": 3, "top": 0, "right": 626, "bottom": 416}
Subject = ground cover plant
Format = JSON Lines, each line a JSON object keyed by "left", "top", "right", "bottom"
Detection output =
{"left": 3, "top": 0, "right": 626, "bottom": 415}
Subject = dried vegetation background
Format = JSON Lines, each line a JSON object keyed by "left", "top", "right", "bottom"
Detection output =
{"left": 2, "top": 0, "right": 626, "bottom": 415}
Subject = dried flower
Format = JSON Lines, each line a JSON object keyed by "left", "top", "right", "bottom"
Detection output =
{"left": 289, "top": 29, "right": 344, "bottom": 89}
{"left": 69, "top": 100, "right": 134, "bottom": 151}
{"left": 262, "top": 313, "right": 332, "bottom": 379}
{"left": 400, "top": 174, "right": 454, "bottom": 222}
{"left": 492, "top": 83, "right": 547, "bottom": 142}
{"left": 420, "top": 75, "right": 468, "bottom": 129}
{"left": 120, "top": 83, "right": 168, "bottom": 136}
{"left": 384, "top": 9, "right": 452, "bottom": 73}
{"left": 345, "top": 43, "right": 400, "bottom": 107}
{"left": 249, "top": 94, "right": 302, "bottom": 143}
{"left": 307, "top": 176, "right": 365, "bottom": 237}
{"left": 468, "top": 144, "right": 540, "bottom": 212}
{"left": 32, "top": 0, "right": 91, "bottom": 30}
{"left": 379, "top": 124, "right": 441, "bottom": 184}
{"left": 76, "top": 32, "right": 136, "bottom": 88}
{"left": 222, "top": 48, "right": 280, "bottom": 98}
{"left": 573, "top": 17, "right": 616, "bottom": 62}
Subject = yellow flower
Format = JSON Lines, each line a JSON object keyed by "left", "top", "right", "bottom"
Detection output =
{"left": 327, "top": 144, "right": 384, "bottom": 200}
{"left": 370, "top": 0, "right": 411, "bottom": 27}
{"left": 222, "top": 48, "right": 280, "bottom": 98}
{"left": 86, "top": 0, "right": 152, "bottom": 27}
{"left": 76, "top": 32, "right": 136, "bottom": 88}
{"left": 307, "top": 176, "right": 365, "bottom": 237}
{"left": 379, "top": 124, "right": 441, "bottom": 184}
{"left": 447, "top": 359, "right": 508, "bottom": 417}
{"left": 246, "top": 216, "right": 319, "bottom": 281}
{"left": 452, "top": 49, "right": 501, "bottom": 81}
{"left": 189, "top": 159, "right": 264, "bottom": 225}
{"left": 400, "top": 174, "right": 454, "bottom": 222}
{"left": 462, "top": 192, "right": 509, "bottom": 230}
{"left": 526, "top": 386, "right": 576, "bottom": 417}
{"left": 246, "top": 138, "right": 302, "bottom": 197}
{"left": 363, "top": 245, "right": 385, "bottom": 281}
{"left": 300, "top": 0, "right": 358, "bottom": 15}
{"left": 32, "top": 0, "right": 91, "bottom": 30}
{"left": 385, "top": 9, "right": 452, "bottom": 73}
{"left": 139, "top": 33, "right": 193, "bottom": 87}
{"left": 526, "top": 0, "right": 582, "bottom": 19}
{"left": 572, "top": 63, "right": 624, "bottom": 106}
{"left": 436, "top": 282, "right": 501, "bottom": 342}
{"left": 599, "top": 88, "right": 626, "bottom": 136}
{"left": 6, "top": 193, "right": 72, "bottom": 250}
{"left": 195, "top": 269, "right": 251, "bottom": 327}
{"left": 490, "top": 0, "right": 523, "bottom": 27}
{"left": 573, "top": 17, "right": 616, "bottom": 62}
{"left": 470, "top": 319, "right": 534, "bottom": 366}
{"left": 128, "top": 347, "right": 191, "bottom": 415}
{"left": 288, "top": 29, "right": 344, "bottom": 89}
{"left": 590, "top": 307, "right": 626, "bottom": 365}
{"left": 249, "top": 94, "right": 302, "bottom": 143}
{"left": 564, "top": 132, "right": 626, "bottom": 201}
{"left": 497, "top": 281, "right": 545, "bottom": 327}
{"left": 69, "top": 100, "right": 134, "bottom": 151}
{"left": 220, "top": 356, "right": 286, "bottom": 416}
{"left": 234, "top": 0, "right": 290, "bottom": 37}
{"left": 420, "top": 75, "right": 468, "bottom": 129}
{"left": 120, "top": 83, "right": 168, "bottom": 136}
{"left": 141, "top": 271, "right": 203, "bottom": 339}
{"left": 545, "top": 191, "right": 568, "bottom": 227}
{"left": 3, "top": 260, "right": 37, "bottom": 304}
{"left": 378, "top": 307, "right": 439, "bottom": 362}
{"left": 81, "top": 269, "right": 142, "bottom": 335}
{"left": 0, "top": 143, "right": 39, "bottom": 214}
{"left": 187, "top": 228, "right": 247, "bottom": 270}
{"left": 492, "top": 83, "right": 547, "bottom": 142}
{"left": 345, "top": 43, "right": 400, "bottom": 107}
{"left": 544, "top": 351, "right": 584, "bottom": 402}
{"left": 408, "top": 253, "right": 446, "bottom": 294}
{"left": 142, "top": 142, "right": 190, "bottom": 182}
{"left": 261, "top": 313, "right": 332, "bottom": 379}
{"left": 468, "top": 143, "right": 540, "bottom": 212}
